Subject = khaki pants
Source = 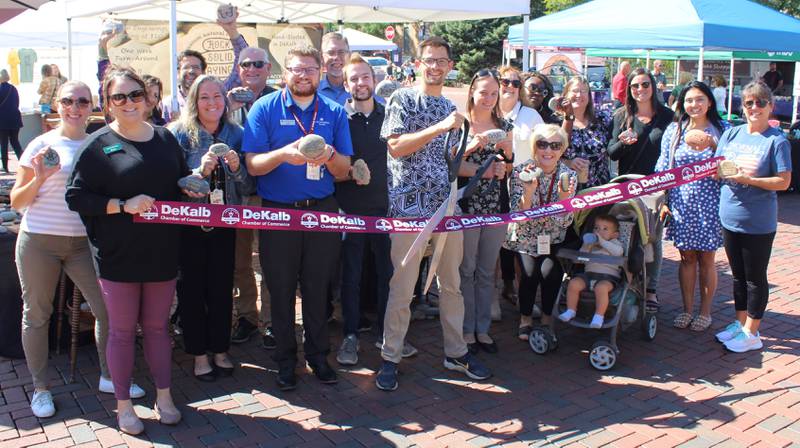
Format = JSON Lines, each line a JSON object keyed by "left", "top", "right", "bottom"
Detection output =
{"left": 234, "top": 195, "right": 269, "bottom": 327}
{"left": 15, "top": 230, "right": 109, "bottom": 390}
{"left": 382, "top": 232, "right": 468, "bottom": 363}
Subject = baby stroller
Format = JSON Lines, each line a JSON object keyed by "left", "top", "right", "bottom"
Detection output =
{"left": 527, "top": 175, "right": 666, "bottom": 370}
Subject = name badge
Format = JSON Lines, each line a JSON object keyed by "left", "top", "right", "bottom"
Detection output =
{"left": 306, "top": 163, "right": 322, "bottom": 180}
{"left": 280, "top": 119, "right": 295, "bottom": 126}
{"left": 209, "top": 189, "right": 224, "bottom": 205}
{"left": 103, "top": 143, "right": 123, "bottom": 155}
{"left": 537, "top": 234, "right": 551, "bottom": 255}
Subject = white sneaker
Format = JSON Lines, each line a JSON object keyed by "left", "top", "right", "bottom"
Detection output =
{"left": 724, "top": 330, "right": 762, "bottom": 353}
{"left": 98, "top": 377, "right": 146, "bottom": 399}
{"left": 715, "top": 321, "right": 742, "bottom": 343}
{"left": 590, "top": 314, "right": 604, "bottom": 329}
{"left": 374, "top": 340, "right": 418, "bottom": 358}
{"left": 31, "top": 390, "right": 55, "bottom": 418}
{"left": 558, "top": 309, "right": 576, "bottom": 322}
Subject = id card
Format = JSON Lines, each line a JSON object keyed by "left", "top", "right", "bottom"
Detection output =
{"left": 537, "top": 234, "right": 550, "bottom": 255}
{"left": 306, "top": 163, "right": 322, "bottom": 180}
{"left": 210, "top": 189, "right": 224, "bottom": 205}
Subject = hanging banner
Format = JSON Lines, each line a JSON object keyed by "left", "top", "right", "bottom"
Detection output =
{"left": 134, "top": 158, "right": 722, "bottom": 233}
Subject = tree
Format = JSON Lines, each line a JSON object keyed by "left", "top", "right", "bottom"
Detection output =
{"left": 755, "top": 0, "right": 800, "bottom": 17}
{"left": 544, "top": 0, "right": 587, "bottom": 13}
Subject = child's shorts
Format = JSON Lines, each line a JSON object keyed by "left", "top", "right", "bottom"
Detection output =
{"left": 574, "top": 272, "right": 620, "bottom": 291}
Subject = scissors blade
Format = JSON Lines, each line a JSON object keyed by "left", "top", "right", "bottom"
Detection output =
{"left": 422, "top": 182, "right": 458, "bottom": 294}
{"left": 400, "top": 183, "right": 454, "bottom": 267}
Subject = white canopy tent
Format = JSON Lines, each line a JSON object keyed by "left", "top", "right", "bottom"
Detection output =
{"left": 342, "top": 27, "right": 396, "bottom": 52}
{"left": 0, "top": 0, "right": 50, "bottom": 9}
{"left": 63, "top": 0, "right": 529, "bottom": 112}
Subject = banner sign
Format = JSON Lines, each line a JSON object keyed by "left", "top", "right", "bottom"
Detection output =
{"left": 134, "top": 158, "right": 722, "bottom": 233}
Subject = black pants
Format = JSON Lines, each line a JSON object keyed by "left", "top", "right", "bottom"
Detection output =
{"left": 722, "top": 228, "right": 775, "bottom": 320}
{"left": 341, "top": 232, "right": 392, "bottom": 336}
{"left": 0, "top": 129, "right": 22, "bottom": 172}
{"left": 177, "top": 226, "right": 236, "bottom": 356}
{"left": 517, "top": 253, "right": 563, "bottom": 317}
{"left": 500, "top": 247, "right": 516, "bottom": 282}
{"left": 260, "top": 196, "right": 341, "bottom": 369}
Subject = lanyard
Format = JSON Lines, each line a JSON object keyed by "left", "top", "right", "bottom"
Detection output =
{"left": 537, "top": 171, "right": 558, "bottom": 204}
{"left": 284, "top": 90, "right": 319, "bottom": 136}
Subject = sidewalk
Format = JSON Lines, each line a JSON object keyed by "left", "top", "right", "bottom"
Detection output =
{"left": 1, "top": 190, "right": 799, "bottom": 447}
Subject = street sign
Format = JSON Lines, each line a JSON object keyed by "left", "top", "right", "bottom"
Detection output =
{"left": 385, "top": 25, "right": 395, "bottom": 41}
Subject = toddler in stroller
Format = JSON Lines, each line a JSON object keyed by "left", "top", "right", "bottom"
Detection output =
{"left": 557, "top": 214, "right": 624, "bottom": 328}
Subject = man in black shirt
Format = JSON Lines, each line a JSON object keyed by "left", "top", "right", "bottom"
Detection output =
{"left": 762, "top": 62, "right": 784, "bottom": 93}
{"left": 334, "top": 54, "right": 391, "bottom": 367}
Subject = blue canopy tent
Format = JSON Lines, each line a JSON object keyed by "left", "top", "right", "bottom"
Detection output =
{"left": 508, "top": 0, "right": 800, "bottom": 121}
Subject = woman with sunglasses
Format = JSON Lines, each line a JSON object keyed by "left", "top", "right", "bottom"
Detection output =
{"left": 497, "top": 66, "right": 544, "bottom": 305}
{"left": 713, "top": 81, "right": 791, "bottom": 353}
{"left": 608, "top": 67, "right": 673, "bottom": 310}
{"left": 170, "top": 75, "right": 250, "bottom": 381}
{"left": 522, "top": 72, "right": 560, "bottom": 124}
{"left": 655, "top": 81, "right": 729, "bottom": 332}
{"left": 11, "top": 81, "right": 145, "bottom": 419}
{"left": 66, "top": 67, "right": 202, "bottom": 435}
{"left": 458, "top": 69, "right": 513, "bottom": 354}
{"left": 505, "top": 124, "right": 577, "bottom": 339}
{"left": 560, "top": 76, "right": 613, "bottom": 188}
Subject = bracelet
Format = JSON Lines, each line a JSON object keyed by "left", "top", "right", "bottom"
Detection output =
{"left": 327, "top": 146, "right": 337, "bottom": 162}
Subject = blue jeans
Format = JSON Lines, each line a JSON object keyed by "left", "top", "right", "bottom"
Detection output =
{"left": 341, "top": 232, "right": 392, "bottom": 337}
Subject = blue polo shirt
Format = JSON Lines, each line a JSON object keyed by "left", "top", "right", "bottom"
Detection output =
{"left": 319, "top": 75, "right": 386, "bottom": 106}
{"left": 242, "top": 88, "right": 354, "bottom": 203}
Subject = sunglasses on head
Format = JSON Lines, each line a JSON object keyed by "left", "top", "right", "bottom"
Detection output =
{"left": 630, "top": 81, "right": 651, "bottom": 90}
{"left": 744, "top": 98, "right": 770, "bottom": 109}
{"left": 239, "top": 60, "right": 267, "bottom": 69}
{"left": 535, "top": 140, "right": 562, "bottom": 151}
{"left": 108, "top": 89, "right": 146, "bottom": 107}
{"left": 473, "top": 68, "right": 499, "bottom": 80}
{"left": 500, "top": 78, "right": 521, "bottom": 88}
{"left": 59, "top": 97, "right": 91, "bottom": 109}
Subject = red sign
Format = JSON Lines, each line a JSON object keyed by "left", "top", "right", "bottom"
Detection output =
{"left": 385, "top": 25, "right": 395, "bottom": 41}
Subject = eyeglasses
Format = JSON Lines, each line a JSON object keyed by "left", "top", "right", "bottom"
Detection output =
{"left": 324, "top": 50, "right": 348, "bottom": 57}
{"left": 286, "top": 66, "right": 320, "bottom": 76}
{"left": 527, "top": 85, "right": 550, "bottom": 96}
{"left": 630, "top": 81, "right": 651, "bottom": 90}
{"left": 179, "top": 64, "right": 202, "bottom": 72}
{"left": 108, "top": 89, "right": 147, "bottom": 106}
{"left": 500, "top": 78, "right": 522, "bottom": 88}
{"left": 59, "top": 97, "right": 91, "bottom": 109}
{"left": 535, "top": 140, "right": 562, "bottom": 151}
{"left": 744, "top": 98, "right": 770, "bottom": 109}
{"left": 421, "top": 58, "right": 451, "bottom": 68}
{"left": 239, "top": 60, "right": 267, "bottom": 69}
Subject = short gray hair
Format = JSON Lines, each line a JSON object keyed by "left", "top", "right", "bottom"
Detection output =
{"left": 0, "top": 69, "right": 8, "bottom": 82}
{"left": 240, "top": 46, "right": 270, "bottom": 64}
{"left": 321, "top": 32, "right": 349, "bottom": 52}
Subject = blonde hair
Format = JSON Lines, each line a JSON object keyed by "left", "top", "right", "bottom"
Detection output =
{"left": 741, "top": 81, "right": 773, "bottom": 104}
{"left": 678, "top": 71, "right": 693, "bottom": 85}
{"left": 530, "top": 124, "right": 568, "bottom": 157}
{"left": 179, "top": 75, "right": 231, "bottom": 147}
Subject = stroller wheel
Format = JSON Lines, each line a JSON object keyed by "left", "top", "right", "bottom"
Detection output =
{"left": 544, "top": 326, "right": 558, "bottom": 351}
{"left": 641, "top": 313, "right": 658, "bottom": 341}
{"left": 528, "top": 327, "right": 550, "bottom": 355}
{"left": 589, "top": 340, "right": 617, "bottom": 371}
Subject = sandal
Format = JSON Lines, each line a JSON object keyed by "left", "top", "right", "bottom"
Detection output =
{"left": 673, "top": 312, "right": 693, "bottom": 329}
{"left": 690, "top": 315, "right": 712, "bottom": 332}
{"left": 518, "top": 325, "right": 533, "bottom": 341}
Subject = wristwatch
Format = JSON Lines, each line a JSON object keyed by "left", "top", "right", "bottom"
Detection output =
{"left": 565, "top": 114, "right": 575, "bottom": 121}
{"left": 118, "top": 199, "right": 126, "bottom": 214}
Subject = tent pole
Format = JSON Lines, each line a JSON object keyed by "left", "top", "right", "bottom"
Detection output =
{"left": 646, "top": 50, "right": 650, "bottom": 70}
{"left": 793, "top": 62, "right": 799, "bottom": 125}
{"left": 170, "top": 0, "right": 178, "bottom": 113}
{"left": 728, "top": 58, "right": 734, "bottom": 121}
{"left": 522, "top": 14, "right": 529, "bottom": 72}
{"left": 698, "top": 47, "right": 704, "bottom": 81}
{"left": 67, "top": 18, "right": 73, "bottom": 79}
{"left": 675, "top": 58, "right": 679, "bottom": 84}
{"left": 583, "top": 50, "right": 588, "bottom": 75}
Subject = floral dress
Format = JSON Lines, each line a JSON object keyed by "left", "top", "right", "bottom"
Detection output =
{"left": 460, "top": 119, "right": 515, "bottom": 215}
{"left": 655, "top": 121, "right": 730, "bottom": 251}
{"left": 504, "top": 160, "right": 577, "bottom": 256}
{"left": 563, "top": 108, "right": 613, "bottom": 188}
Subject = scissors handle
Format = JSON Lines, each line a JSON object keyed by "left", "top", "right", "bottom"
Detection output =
{"left": 461, "top": 153, "right": 503, "bottom": 200}
{"left": 444, "top": 120, "right": 470, "bottom": 183}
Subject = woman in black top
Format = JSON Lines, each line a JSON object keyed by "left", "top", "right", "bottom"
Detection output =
{"left": 607, "top": 67, "right": 673, "bottom": 310}
{"left": 522, "top": 72, "right": 560, "bottom": 124}
{"left": 66, "top": 67, "right": 202, "bottom": 435}
{"left": 0, "top": 69, "right": 23, "bottom": 173}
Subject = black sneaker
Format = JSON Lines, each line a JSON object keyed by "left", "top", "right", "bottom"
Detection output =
{"left": 375, "top": 360, "right": 398, "bottom": 391}
{"left": 357, "top": 317, "right": 372, "bottom": 333}
{"left": 276, "top": 366, "right": 296, "bottom": 391}
{"left": 262, "top": 327, "right": 276, "bottom": 350}
{"left": 231, "top": 318, "right": 258, "bottom": 344}
{"left": 307, "top": 360, "right": 338, "bottom": 384}
{"left": 444, "top": 353, "right": 492, "bottom": 380}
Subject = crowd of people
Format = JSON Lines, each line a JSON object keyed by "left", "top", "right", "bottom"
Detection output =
{"left": 4, "top": 21, "right": 792, "bottom": 437}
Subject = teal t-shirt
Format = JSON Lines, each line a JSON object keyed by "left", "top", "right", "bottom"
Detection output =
{"left": 715, "top": 125, "right": 792, "bottom": 234}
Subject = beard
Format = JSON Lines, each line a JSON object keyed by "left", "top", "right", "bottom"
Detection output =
{"left": 352, "top": 87, "right": 373, "bottom": 101}
{"left": 288, "top": 81, "right": 317, "bottom": 98}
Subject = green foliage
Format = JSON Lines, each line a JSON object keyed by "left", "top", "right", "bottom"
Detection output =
{"left": 430, "top": 19, "right": 512, "bottom": 82}
{"left": 755, "top": 0, "right": 800, "bottom": 17}
{"left": 544, "top": 0, "right": 587, "bottom": 14}
{"left": 340, "top": 23, "right": 387, "bottom": 38}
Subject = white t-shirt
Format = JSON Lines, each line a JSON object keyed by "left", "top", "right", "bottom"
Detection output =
{"left": 504, "top": 102, "right": 544, "bottom": 167}
{"left": 19, "top": 130, "right": 88, "bottom": 237}
{"left": 713, "top": 87, "right": 727, "bottom": 113}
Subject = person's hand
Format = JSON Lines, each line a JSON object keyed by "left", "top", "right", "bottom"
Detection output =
{"left": 30, "top": 148, "right": 60, "bottom": 182}
{"left": 281, "top": 140, "right": 307, "bottom": 166}
{"left": 99, "top": 31, "right": 116, "bottom": 51}
{"left": 226, "top": 87, "right": 248, "bottom": 112}
{"left": 465, "top": 133, "right": 487, "bottom": 156}
{"left": 306, "top": 144, "right": 335, "bottom": 166}
{"left": 561, "top": 97, "right": 574, "bottom": 116}
{"left": 438, "top": 111, "right": 465, "bottom": 133}
{"left": 216, "top": 9, "right": 239, "bottom": 37}
{"left": 659, "top": 204, "right": 671, "bottom": 221}
{"left": 221, "top": 150, "right": 240, "bottom": 172}
{"left": 124, "top": 194, "right": 156, "bottom": 214}
{"left": 571, "top": 157, "right": 590, "bottom": 174}
{"left": 492, "top": 160, "right": 506, "bottom": 180}
{"left": 199, "top": 152, "right": 219, "bottom": 177}
{"left": 520, "top": 166, "right": 538, "bottom": 198}
{"left": 619, "top": 129, "right": 638, "bottom": 145}
{"left": 726, "top": 167, "right": 752, "bottom": 185}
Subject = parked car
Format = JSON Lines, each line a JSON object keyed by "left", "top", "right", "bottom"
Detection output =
{"left": 364, "top": 56, "right": 390, "bottom": 82}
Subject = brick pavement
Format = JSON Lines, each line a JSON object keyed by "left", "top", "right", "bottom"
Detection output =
{"left": 2, "top": 183, "right": 800, "bottom": 447}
